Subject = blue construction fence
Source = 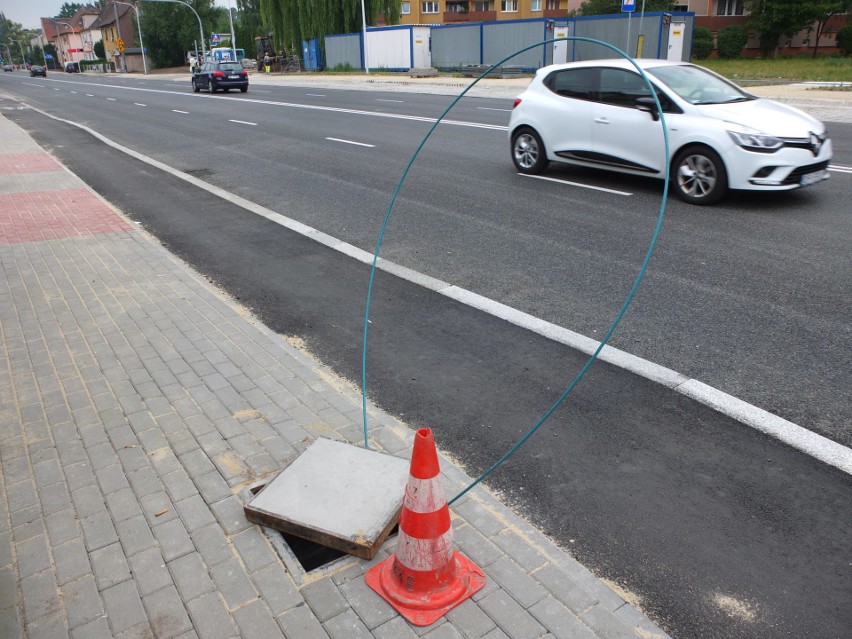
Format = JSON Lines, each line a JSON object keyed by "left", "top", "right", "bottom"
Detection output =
{"left": 325, "top": 12, "right": 695, "bottom": 72}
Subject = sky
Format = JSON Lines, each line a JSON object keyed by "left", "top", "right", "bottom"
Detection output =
{"left": 1, "top": 0, "right": 235, "bottom": 31}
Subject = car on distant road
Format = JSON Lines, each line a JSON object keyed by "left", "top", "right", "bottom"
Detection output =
{"left": 509, "top": 59, "right": 832, "bottom": 205}
{"left": 192, "top": 61, "right": 248, "bottom": 94}
{"left": 29, "top": 65, "right": 47, "bottom": 77}
{"left": 3, "top": 64, "right": 13, "bottom": 72}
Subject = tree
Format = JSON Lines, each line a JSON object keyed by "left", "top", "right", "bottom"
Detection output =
{"left": 745, "top": 0, "right": 815, "bottom": 57}
{"left": 138, "top": 0, "right": 224, "bottom": 68}
{"left": 837, "top": 23, "right": 852, "bottom": 56}
{"left": 692, "top": 26, "right": 714, "bottom": 60}
{"left": 259, "top": 0, "right": 401, "bottom": 57}
{"left": 235, "top": 0, "right": 264, "bottom": 55}
{"left": 717, "top": 24, "right": 748, "bottom": 58}
{"left": 58, "top": 3, "right": 85, "bottom": 18}
{"left": 801, "top": 0, "right": 851, "bottom": 58}
{"left": 94, "top": 39, "right": 105, "bottom": 58}
{"left": 571, "top": 0, "right": 674, "bottom": 15}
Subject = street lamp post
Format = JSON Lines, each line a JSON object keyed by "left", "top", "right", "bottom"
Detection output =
{"left": 226, "top": 0, "right": 237, "bottom": 62}
{"left": 360, "top": 0, "right": 369, "bottom": 74}
{"left": 141, "top": 0, "right": 206, "bottom": 63}
{"left": 16, "top": 41, "right": 27, "bottom": 66}
{"left": 114, "top": 1, "right": 148, "bottom": 74}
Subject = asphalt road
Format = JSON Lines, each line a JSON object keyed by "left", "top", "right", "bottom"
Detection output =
{"left": 2, "top": 72, "right": 850, "bottom": 639}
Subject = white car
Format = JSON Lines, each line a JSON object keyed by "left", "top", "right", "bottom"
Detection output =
{"left": 509, "top": 59, "right": 832, "bottom": 205}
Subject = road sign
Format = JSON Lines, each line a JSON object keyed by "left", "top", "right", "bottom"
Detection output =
{"left": 211, "top": 33, "right": 220, "bottom": 45}
{"left": 622, "top": 0, "right": 636, "bottom": 11}
{"left": 44, "top": 53, "right": 54, "bottom": 59}
{"left": 117, "top": 38, "right": 125, "bottom": 53}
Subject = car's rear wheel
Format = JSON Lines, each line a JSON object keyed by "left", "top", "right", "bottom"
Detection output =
{"left": 672, "top": 145, "right": 728, "bottom": 205}
{"left": 511, "top": 128, "right": 548, "bottom": 175}
{"left": 193, "top": 80, "right": 199, "bottom": 93}
{"left": 208, "top": 79, "right": 216, "bottom": 93}
{"left": 240, "top": 86, "right": 247, "bottom": 93}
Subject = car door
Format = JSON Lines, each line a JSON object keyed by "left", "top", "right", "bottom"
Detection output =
{"left": 535, "top": 68, "right": 596, "bottom": 161}
{"left": 590, "top": 68, "right": 667, "bottom": 175}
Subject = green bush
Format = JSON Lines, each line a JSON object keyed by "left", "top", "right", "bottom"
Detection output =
{"left": 837, "top": 24, "right": 852, "bottom": 57}
{"left": 692, "top": 27, "right": 715, "bottom": 60}
{"left": 717, "top": 25, "right": 748, "bottom": 59}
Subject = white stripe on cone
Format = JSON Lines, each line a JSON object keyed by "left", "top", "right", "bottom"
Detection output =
{"left": 404, "top": 476, "right": 446, "bottom": 514}
{"left": 394, "top": 528, "right": 454, "bottom": 572}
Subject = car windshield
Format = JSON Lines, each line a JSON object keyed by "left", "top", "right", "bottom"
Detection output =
{"left": 218, "top": 63, "right": 242, "bottom": 72}
{"left": 647, "top": 64, "right": 754, "bottom": 105}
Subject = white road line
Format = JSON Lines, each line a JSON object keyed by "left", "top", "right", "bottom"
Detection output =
{"left": 70, "top": 90, "right": 77, "bottom": 93}
{"left": 134, "top": 103, "right": 146, "bottom": 107}
{"left": 478, "top": 106, "right": 512, "bottom": 112}
{"left": 172, "top": 110, "right": 189, "bottom": 114}
{"left": 377, "top": 98, "right": 404, "bottom": 103}
{"left": 23, "top": 83, "right": 45, "bottom": 87}
{"left": 829, "top": 164, "right": 852, "bottom": 174}
{"left": 12, "top": 77, "right": 508, "bottom": 132}
{"left": 520, "top": 173, "right": 633, "bottom": 196}
{"left": 107, "top": 97, "right": 116, "bottom": 101}
{"left": 86, "top": 94, "right": 94, "bottom": 97}
{"left": 54, "top": 88, "right": 61, "bottom": 91}
{"left": 325, "top": 137, "right": 375, "bottom": 148}
{"left": 306, "top": 93, "right": 325, "bottom": 97}
{"left": 229, "top": 119, "right": 257, "bottom": 126}
{"left": 27, "top": 102, "right": 851, "bottom": 478}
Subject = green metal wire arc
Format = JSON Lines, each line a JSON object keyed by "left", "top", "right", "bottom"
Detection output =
{"left": 360, "top": 39, "right": 671, "bottom": 506}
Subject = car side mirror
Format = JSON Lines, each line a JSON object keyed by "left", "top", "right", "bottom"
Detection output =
{"left": 635, "top": 97, "right": 660, "bottom": 121}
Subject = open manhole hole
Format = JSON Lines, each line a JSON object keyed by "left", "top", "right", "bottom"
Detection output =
{"left": 243, "top": 438, "right": 409, "bottom": 579}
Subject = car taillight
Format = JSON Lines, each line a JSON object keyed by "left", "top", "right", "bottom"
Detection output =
{"left": 213, "top": 71, "right": 225, "bottom": 77}
{"left": 241, "top": 70, "right": 247, "bottom": 76}
{"left": 513, "top": 98, "right": 522, "bottom": 109}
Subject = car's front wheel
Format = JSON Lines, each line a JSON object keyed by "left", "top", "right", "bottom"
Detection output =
{"left": 193, "top": 80, "right": 200, "bottom": 93}
{"left": 672, "top": 145, "right": 728, "bottom": 205}
{"left": 511, "top": 128, "right": 548, "bottom": 175}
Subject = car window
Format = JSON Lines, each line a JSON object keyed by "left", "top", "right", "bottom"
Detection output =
{"left": 598, "top": 68, "right": 679, "bottom": 113}
{"left": 545, "top": 68, "right": 597, "bottom": 101}
{"left": 219, "top": 63, "right": 242, "bottom": 72}
{"left": 648, "top": 64, "right": 754, "bottom": 105}
{"left": 598, "top": 68, "right": 651, "bottom": 107}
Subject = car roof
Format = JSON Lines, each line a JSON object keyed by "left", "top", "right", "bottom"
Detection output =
{"left": 536, "top": 58, "right": 690, "bottom": 76}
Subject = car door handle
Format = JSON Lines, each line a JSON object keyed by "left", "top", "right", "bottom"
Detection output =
{"left": 594, "top": 117, "right": 609, "bottom": 124}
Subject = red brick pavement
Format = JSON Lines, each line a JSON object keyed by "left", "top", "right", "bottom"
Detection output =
{"left": 0, "top": 188, "right": 133, "bottom": 245}
{"left": 0, "top": 152, "right": 62, "bottom": 174}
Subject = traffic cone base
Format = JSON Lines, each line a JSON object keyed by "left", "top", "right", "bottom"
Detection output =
{"left": 366, "top": 550, "right": 486, "bottom": 626}
{"left": 365, "top": 428, "right": 486, "bottom": 626}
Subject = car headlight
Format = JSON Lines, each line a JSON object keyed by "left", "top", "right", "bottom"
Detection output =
{"left": 728, "top": 130, "right": 783, "bottom": 153}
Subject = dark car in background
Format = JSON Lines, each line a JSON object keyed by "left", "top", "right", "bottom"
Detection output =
{"left": 29, "top": 65, "right": 47, "bottom": 77}
{"left": 192, "top": 61, "right": 248, "bottom": 94}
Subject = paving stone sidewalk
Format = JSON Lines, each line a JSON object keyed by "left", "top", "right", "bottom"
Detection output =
{"left": 0, "top": 112, "right": 671, "bottom": 639}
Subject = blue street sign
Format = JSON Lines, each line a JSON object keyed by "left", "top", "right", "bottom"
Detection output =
{"left": 622, "top": 0, "right": 636, "bottom": 11}
{"left": 44, "top": 53, "right": 54, "bottom": 59}
{"left": 211, "top": 33, "right": 220, "bottom": 45}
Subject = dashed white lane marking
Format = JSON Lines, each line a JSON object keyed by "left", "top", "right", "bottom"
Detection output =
{"left": 377, "top": 98, "right": 404, "bottom": 103}
{"left": 520, "top": 173, "right": 633, "bottom": 196}
{"left": 478, "top": 106, "right": 512, "bottom": 112}
{"left": 229, "top": 119, "right": 257, "bottom": 126}
{"left": 134, "top": 103, "right": 146, "bottom": 106}
{"left": 829, "top": 164, "right": 852, "bottom": 174}
{"left": 172, "top": 109, "right": 189, "bottom": 114}
{"left": 24, "top": 102, "right": 852, "bottom": 478}
{"left": 86, "top": 93, "right": 94, "bottom": 96}
{"left": 306, "top": 93, "right": 325, "bottom": 97}
{"left": 325, "top": 137, "right": 375, "bottom": 148}
{"left": 107, "top": 97, "right": 116, "bottom": 101}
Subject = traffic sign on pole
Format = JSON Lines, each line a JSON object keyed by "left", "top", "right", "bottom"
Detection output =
{"left": 622, "top": 0, "right": 636, "bottom": 11}
{"left": 211, "top": 33, "right": 220, "bottom": 45}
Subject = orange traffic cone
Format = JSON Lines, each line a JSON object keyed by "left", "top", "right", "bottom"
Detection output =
{"left": 366, "top": 428, "right": 486, "bottom": 626}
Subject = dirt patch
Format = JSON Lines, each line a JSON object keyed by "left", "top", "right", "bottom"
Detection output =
{"left": 713, "top": 593, "right": 758, "bottom": 622}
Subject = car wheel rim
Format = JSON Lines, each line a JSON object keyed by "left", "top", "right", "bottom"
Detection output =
{"left": 514, "top": 134, "right": 539, "bottom": 170}
{"left": 678, "top": 154, "right": 717, "bottom": 199}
